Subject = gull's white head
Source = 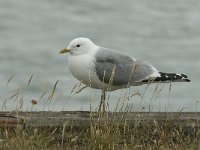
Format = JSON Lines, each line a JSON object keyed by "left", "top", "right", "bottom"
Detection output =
{"left": 59, "top": 37, "right": 97, "bottom": 55}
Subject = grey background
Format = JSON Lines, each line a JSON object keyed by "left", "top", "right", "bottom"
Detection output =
{"left": 0, "top": 0, "right": 199, "bottom": 111}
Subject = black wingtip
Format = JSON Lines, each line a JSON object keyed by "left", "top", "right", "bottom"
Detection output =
{"left": 141, "top": 72, "right": 191, "bottom": 83}
{"left": 181, "top": 74, "right": 188, "bottom": 78}
{"left": 154, "top": 72, "right": 190, "bottom": 82}
{"left": 185, "top": 79, "right": 190, "bottom": 82}
{"left": 180, "top": 74, "right": 190, "bottom": 82}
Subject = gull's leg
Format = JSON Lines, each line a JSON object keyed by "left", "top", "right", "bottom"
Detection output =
{"left": 98, "top": 90, "right": 106, "bottom": 112}
{"left": 102, "top": 90, "right": 106, "bottom": 112}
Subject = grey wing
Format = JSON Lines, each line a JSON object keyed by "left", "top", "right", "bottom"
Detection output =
{"left": 94, "top": 48, "right": 158, "bottom": 86}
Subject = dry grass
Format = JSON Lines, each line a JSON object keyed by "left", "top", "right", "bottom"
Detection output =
{"left": 0, "top": 113, "right": 199, "bottom": 150}
{"left": 0, "top": 75, "right": 199, "bottom": 150}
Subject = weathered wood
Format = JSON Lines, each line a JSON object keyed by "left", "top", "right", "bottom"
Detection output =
{"left": 0, "top": 111, "right": 199, "bottom": 128}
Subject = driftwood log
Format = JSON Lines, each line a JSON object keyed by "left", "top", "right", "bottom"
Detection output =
{"left": 0, "top": 111, "right": 199, "bottom": 130}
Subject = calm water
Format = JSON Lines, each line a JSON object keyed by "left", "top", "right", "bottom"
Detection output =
{"left": 0, "top": 0, "right": 200, "bottom": 111}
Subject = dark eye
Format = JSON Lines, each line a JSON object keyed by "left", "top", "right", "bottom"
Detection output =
{"left": 76, "top": 44, "right": 80, "bottom": 47}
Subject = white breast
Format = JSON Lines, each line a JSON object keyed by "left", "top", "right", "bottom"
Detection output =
{"left": 68, "top": 53, "right": 107, "bottom": 89}
{"left": 68, "top": 54, "right": 92, "bottom": 82}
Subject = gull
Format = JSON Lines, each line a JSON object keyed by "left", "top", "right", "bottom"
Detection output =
{"left": 59, "top": 37, "right": 190, "bottom": 112}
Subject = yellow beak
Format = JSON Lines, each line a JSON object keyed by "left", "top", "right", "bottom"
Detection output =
{"left": 59, "top": 48, "right": 72, "bottom": 54}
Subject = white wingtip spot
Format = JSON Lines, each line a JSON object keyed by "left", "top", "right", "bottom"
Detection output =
{"left": 176, "top": 73, "right": 181, "bottom": 76}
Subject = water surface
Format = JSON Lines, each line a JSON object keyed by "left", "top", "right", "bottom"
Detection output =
{"left": 0, "top": 0, "right": 199, "bottom": 111}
